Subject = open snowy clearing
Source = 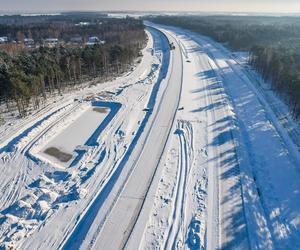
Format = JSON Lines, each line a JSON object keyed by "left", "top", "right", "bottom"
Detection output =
{"left": 0, "top": 21, "right": 300, "bottom": 250}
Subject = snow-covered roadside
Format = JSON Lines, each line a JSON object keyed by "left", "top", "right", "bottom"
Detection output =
{"left": 232, "top": 52, "right": 300, "bottom": 150}
{"left": 139, "top": 24, "right": 300, "bottom": 249}
{"left": 74, "top": 26, "right": 182, "bottom": 250}
{"left": 195, "top": 32, "right": 300, "bottom": 248}
{"left": 136, "top": 27, "right": 247, "bottom": 250}
{"left": 60, "top": 26, "right": 173, "bottom": 250}
{"left": 134, "top": 31, "right": 209, "bottom": 250}
{"left": 1, "top": 20, "right": 300, "bottom": 250}
{"left": 0, "top": 28, "right": 149, "bottom": 146}
{"left": 0, "top": 28, "right": 166, "bottom": 250}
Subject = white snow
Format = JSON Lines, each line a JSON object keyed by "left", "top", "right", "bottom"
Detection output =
{"left": 37, "top": 104, "right": 110, "bottom": 167}
{"left": 130, "top": 23, "right": 300, "bottom": 249}
{"left": 0, "top": 28, "right": 164, "bottom": 249}
{"left": 0, "top": 20, "right": 299, "bottom": 250}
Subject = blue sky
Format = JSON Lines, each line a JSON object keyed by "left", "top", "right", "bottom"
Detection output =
{"left": 0, "top": 0, "right": 299, "bottom": 13}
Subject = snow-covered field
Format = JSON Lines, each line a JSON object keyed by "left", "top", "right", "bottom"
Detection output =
{"left": 0, "top": 21, "right": 300, "bottom": 250}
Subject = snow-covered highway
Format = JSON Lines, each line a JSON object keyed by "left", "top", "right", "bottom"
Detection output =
{"left": 91, "top": 28, "right": 183, "bottom": 250}
{"left": 60, "top": 26, "right": 183, "bottom": 250}
{"left": 136, "top": 24, "right": 300, "bottom": 249}
{"left": 0, "top": 21, "right": 300, "bottom": 250}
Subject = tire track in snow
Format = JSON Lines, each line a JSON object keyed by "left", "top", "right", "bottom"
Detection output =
{"left": 164, "top": 120, "right": 193, "bottom": 249}
{"left": 196, "top": 42, "right": 250, "bottom": 249}
{"left": 196, "top": 52, "right": 221, "bottom": 250}
{"left": 0, "top": 28, "right": 160, "bottom": 250}
{"left": 0, "top": 156, "right": 28, "bottom": 209}
{"left": 59, "top": 26, "right": 173, "bottom": 250}
{"left": 138, "top": 33, "right": 209, "bottom": 250}
{"left": 194, "top": 32, "right": 273, "bottom": 249}
{"left": 22, "top": 103, "right": 81, "bottom": 162}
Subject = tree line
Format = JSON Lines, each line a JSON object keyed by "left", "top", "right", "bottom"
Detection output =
{"left": 0, "top": 17, "right": 146, "bottom": 117}
{"left": 0, "top": 16, "right": 145, "bottom": 45}
{"left": 249, "top": 45, "right": 300, "bottom": 118}
{"left": 148, "top": 15, "right": 300, "bottom": 119}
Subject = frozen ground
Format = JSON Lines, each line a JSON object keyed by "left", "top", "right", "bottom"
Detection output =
{"left": 37, "top": 103, "right": 111, "bottom": 167}
{"left": 0, "top": 22, "right": 300, "bottom": 250}
{"left": 0, "top": 28, "right": 167, "bottom": 249}
{"left": 133, "top": 24, "right": 300, "bottom": 249}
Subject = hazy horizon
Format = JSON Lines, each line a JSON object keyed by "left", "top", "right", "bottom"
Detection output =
{"left": 0, "top": 0, "right": 300, "bottom": 14}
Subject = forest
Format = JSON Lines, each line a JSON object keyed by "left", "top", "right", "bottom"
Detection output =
{"left": 148, "top": 15, "right": 300, "bottom": 119}
{"left": 0, "top": 14, "right": 145, "bottom": 44}
{"left": 0, "top": 14, "right": 146, "bottom": 117}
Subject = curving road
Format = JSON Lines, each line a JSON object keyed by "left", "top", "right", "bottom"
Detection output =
{"left": 91, "top": 26, "right": 183, "bottom": 250}
{"left": 59, "top": 26, "right": 183, "bottom": 250}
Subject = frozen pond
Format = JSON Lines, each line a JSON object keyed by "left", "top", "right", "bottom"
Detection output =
{"left": 38, "top": 101, "right": 121, "bottom": 167}
{"left": 44, "top": 147, "right": 73, "bottom": 163}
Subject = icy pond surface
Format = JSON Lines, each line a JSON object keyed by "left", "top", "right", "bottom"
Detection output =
{"left": 38, "top": 101, "right": 122, "bottom": 167}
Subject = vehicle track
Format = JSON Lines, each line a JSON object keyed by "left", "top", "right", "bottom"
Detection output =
{"left": 194, "top": 33, "right": 274, "bottom": 248}
{"left": 81, "top": 27, "right": 182, "bottom": 250}
{"left": 21, "top": 103, "right": 79, "bottom": 157}
{"left": 58, "top": 27, "right": 174, "bottom": 250}
{"left": 0, "top": 101, "right": 63, "bottom": 146}
{"left": 193, "top": 50, "right": 221, "bottom": 249}
{"left": 164, "top": 120, "right": 193, "bottom": 249}
{"left": 0, "top": 156, "right": 27, "bottom": 209}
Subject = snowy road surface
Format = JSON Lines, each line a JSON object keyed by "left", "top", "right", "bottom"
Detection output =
{"left": 60, "top": 26, "right": 174, "bottom": 250}
{"left": 0, "top": 22, "right": 300, "bottom": 250}
{"left": 91, "top": 29, "right": 182, "bottom": 250}
{"left": 134, "top": 24, "right": 300, "bottom": 249}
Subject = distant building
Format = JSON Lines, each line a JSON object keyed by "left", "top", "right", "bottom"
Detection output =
{"left": 86, "top": 36, "right": 105, "bottom": 46}
{"left": 24, "top": 38, "right": 34, "bottom": 48}
{"left": 44, "top": 38, "right": 59, "bottom": 47}
{"left": 0, "top": 36, "right": 8, "bottom": 44}
{"left": 75, "top": 22, "right": 90, "bottom": 26}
